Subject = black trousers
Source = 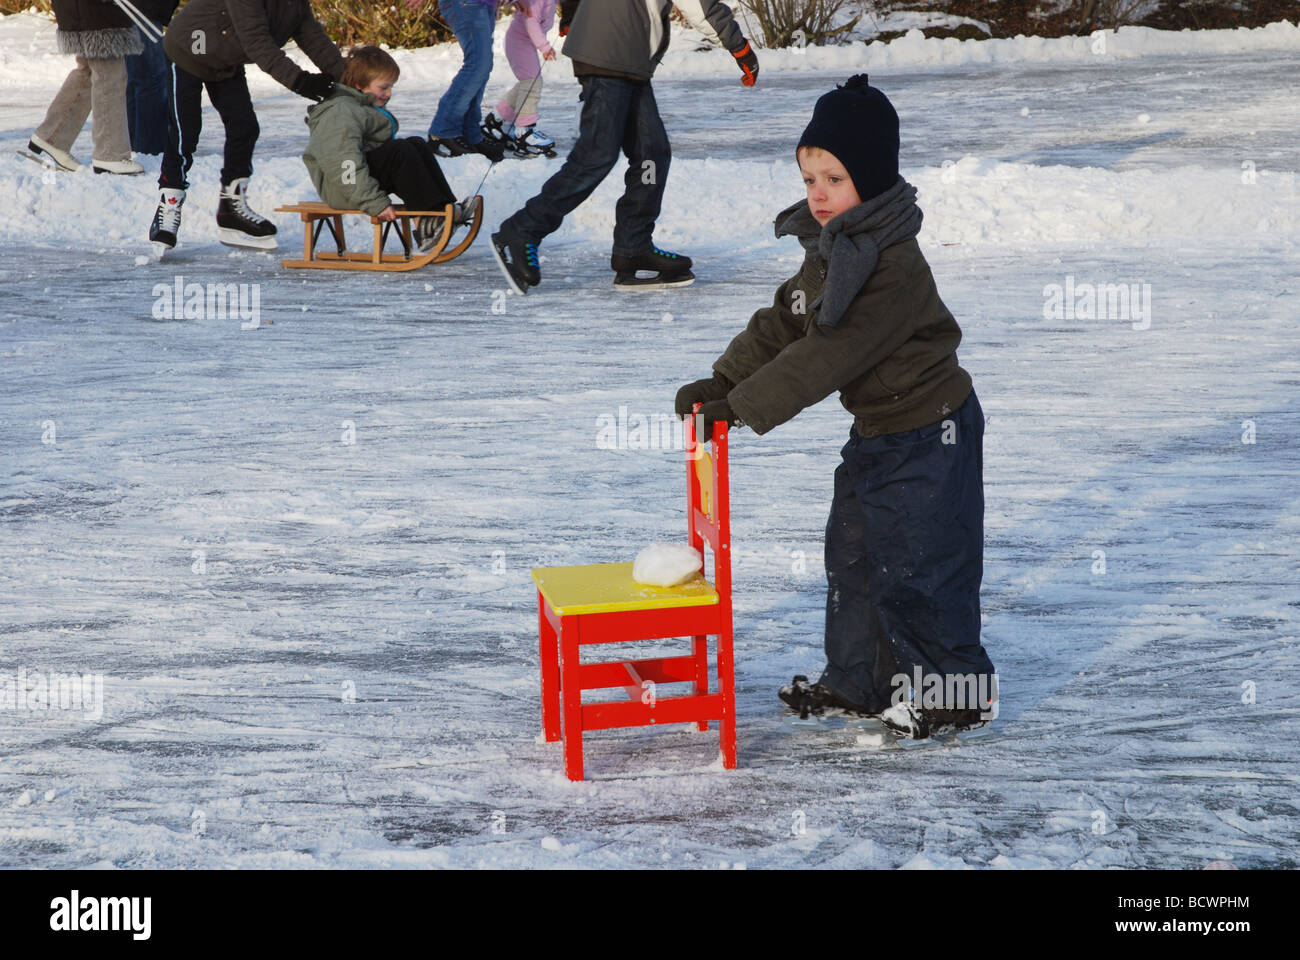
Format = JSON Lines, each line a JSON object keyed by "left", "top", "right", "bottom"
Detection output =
{"left": 821, "top": 390, "right": 996, "bottom": 714}
{"left": 159, "top": 63, "right": 258, "bottom": 189}
{"left": 502, "top": 75, "right": 669, "bottom": 257}
{"left": 365, "top": 137, "right": 456, "bottom": 211}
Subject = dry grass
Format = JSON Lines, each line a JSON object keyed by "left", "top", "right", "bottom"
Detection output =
{"left": 0, "top": 0, "right": 456, "bottom": 49}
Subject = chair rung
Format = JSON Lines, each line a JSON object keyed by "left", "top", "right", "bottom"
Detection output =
{"left": 582, "top": 693, "right": 723, "bottom": 732}
{"left": 578, "top": 656, "right": 701, "bottom": 692}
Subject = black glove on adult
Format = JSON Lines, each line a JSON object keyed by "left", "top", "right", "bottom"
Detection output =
{"left": 675, "top": 372, "right": 732, "bottom": 419}
{"left": 696, "top": 399, "right": 739, "bottom": 439}
{"left": 293, "top": 72, "right": 335, "bottom": 102}
{"left": 733, "top": 41, "right": 759, "bottom": 87}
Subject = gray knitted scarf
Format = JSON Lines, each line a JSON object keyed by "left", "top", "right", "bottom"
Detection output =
{"left": 775, "top": 177, "right": 923, "bottom": 329}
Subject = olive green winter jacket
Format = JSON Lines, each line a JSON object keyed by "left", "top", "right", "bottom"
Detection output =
{"left": 302, "top": 85, "right": 397, "bottom": 216}
{"left": 714, "top": 201, "right": 972, "bottom": 438}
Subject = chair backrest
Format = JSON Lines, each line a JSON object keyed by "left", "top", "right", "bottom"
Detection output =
{"left": 686, "top": 409, "right": 730, "bottom": 601}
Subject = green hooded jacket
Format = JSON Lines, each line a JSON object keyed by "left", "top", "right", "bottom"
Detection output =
{"left": 714, "top": 200, "right": 972, "bottom": 438}
{"left": 302, "top": 84, "right": 397, "bottom": 217}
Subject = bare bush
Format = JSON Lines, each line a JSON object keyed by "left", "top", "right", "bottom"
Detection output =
{"left": 737, "top": 0, "right": 862, "bottom": 48}
{"left": 1076, "top": 0, "right": 1164, "bottom": 29}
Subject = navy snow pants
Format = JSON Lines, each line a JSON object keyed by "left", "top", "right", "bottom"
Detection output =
{"left": 820, "top": 389, "right": 995, "bottom": 713}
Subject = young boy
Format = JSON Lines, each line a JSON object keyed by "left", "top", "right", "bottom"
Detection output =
{"left": 302, "top": 46, "right": 469, "bottom": 253}
{"left": 148, "top": 0, "right": 346, "bottom": 256}
{"left": 675, "top": 76, "right": 996, "bottom": 740}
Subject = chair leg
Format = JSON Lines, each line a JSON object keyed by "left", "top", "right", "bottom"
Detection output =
{"left": 559, "top": 618, "right": 584, "bottom": 781}
{"left": 538, "top": 593, "right": 561, "bottom": 743}
{"left": 692, "top": 634, "right": 709, "bottom": 731}
{"left": 718, "top": 626, "right": 737, "bottom": 769}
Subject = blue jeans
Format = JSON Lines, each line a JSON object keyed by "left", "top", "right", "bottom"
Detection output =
{"left": 501, "top": 76, "right": 670, "bottom": 258}
{"left": 126, "top": 22, "right": 170, "bottom": 155}
{"left": 820, "top": 390, "right": 995, "bottom": 713}
{"left": 428, "top": 0, "right": 495, "bottom": 143}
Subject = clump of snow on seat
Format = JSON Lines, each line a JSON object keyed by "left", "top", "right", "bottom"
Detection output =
{"left": 632, "top": 543, "right": 703, "bottom": 587}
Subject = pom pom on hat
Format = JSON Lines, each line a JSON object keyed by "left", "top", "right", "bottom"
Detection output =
{"left": 796, "top": 74, "right": 900, "bottom": 202}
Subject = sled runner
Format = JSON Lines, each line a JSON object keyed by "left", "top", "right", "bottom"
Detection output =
{"left": 530, "top": 406, "right": 736, "bottom": 781}
{"left": 273, "top": 196, "right": 483, "bottom": 272}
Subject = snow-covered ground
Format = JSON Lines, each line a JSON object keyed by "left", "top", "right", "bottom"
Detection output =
{"left": 1, "top": 14, "right": 1298, "bottom": 869}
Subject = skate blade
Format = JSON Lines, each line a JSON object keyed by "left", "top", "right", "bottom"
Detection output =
{"left": 218, "top": 229, "right": 277, "bottom": 250}
{"left": 952, "top": 722, "right": 995, "bottom": 742}
{"left": 17, "top": 149, "right": 72, "bottom": 172}
{"left": 895, "top": 735, "right": 941, "bottom": 749}
{"left": 614, "top": 273, "right": 695, "bottom": 292}
{"left": 150, "top": 241, "right": 173, "bottom": 261}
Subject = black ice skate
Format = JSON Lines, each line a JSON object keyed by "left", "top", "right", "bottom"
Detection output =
{"left": 480, "top": 113, "right": 511, "bottom": 144}
{"left": 490, "top": 231, "right": 540, "bottom": 295}
{"left": 149, "top": 187, "right": 186, "bottom": 260}
{"left": 468, "top": 137, "right": 507, "bottom": 163}
{"left": 216, "top": 178, "right": 277, "bottom": 250}
{"left": 429, "top": 134, "right": 472, "bottom": 158}
{"left": 879, "top": 702, "right": 989, "bottom": 740}
{"left": 778, "top": 675, "right": 877, "bottom": 720}
{"left": 611, "top": 246, "right": 695, "bottom": 291}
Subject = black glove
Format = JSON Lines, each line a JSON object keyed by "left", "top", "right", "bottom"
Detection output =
{"left": 733, "top": 41, "right": 758, "bottom": 87}
{"left": 696, "top": 399, "right": 739, "bottom": 439}
{"left": 293, "top": 72, "right": 335, "bottom": 102}
{"left": 675, "top": 372, "right": 732, "bottom": 419}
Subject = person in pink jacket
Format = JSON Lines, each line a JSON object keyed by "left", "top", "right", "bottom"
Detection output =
{"left": 482, "top": 0, "right": 557, "bottom": 158}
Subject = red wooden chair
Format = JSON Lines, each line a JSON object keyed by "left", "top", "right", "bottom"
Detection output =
{"left": 531, "top": 409, "right": 736, "bottom": 780}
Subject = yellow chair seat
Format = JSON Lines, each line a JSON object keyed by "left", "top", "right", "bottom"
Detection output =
{"left": 531, "top": 561, "right": 719, "bottom": 616}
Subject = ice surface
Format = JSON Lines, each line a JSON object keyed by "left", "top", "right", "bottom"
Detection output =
{"left": 0, "top": 16, "right": 1297, "bottom": 869}
{"left": 632, "top": 544, "right": 704, "bottom": 587}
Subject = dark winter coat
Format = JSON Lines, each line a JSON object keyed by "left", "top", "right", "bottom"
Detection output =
{"left": 714, "top": 201, "right": 972, "bottom": 438}
{"left": 51, "top": 0, "right": 144, "bottom": 59}
{"left": 164, "top": 0, "right": 344, "bottom": 89}
{"left": 302, "top": 85, "right": 397, "bottom": 217}
{"left": 132, "top": 0, "right": 180, "bottom": 24}
{"left": 561, "top": 0, "right": 746, "bottom": 81}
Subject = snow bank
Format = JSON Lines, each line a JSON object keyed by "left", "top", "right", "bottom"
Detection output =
{"left": 2, "top": 151, "right": 1292, "bottom": 257}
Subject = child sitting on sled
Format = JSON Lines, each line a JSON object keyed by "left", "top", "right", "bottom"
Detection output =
{"left": 675, "top": 75, "right": 997, "bottom": 741}
{"left": 302, "top": 46, "right": 472, "bottom": 253}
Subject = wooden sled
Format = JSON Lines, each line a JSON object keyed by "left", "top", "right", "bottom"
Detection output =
{"left": 274, "top": 196, "right": 483, "bottom": 272}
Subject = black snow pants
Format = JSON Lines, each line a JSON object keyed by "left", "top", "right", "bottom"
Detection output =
{"left": 364, "top": 137, "right": 457, "bottom": 211}
{"left": 159, "top": 63, "right": 258, "bottom": 189}
{"left": 820, "top": 389, "right": 996, "bottom": 714}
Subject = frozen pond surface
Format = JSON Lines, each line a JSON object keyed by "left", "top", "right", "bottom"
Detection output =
{"left": 1, "top": 25, "right": 1297, "bottom": 868}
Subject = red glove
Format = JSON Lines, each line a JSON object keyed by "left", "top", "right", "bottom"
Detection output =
{"left": 733, "top": 41, "right": 758, "bottom": 87}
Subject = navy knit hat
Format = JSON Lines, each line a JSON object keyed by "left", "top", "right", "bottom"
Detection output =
{"left": 796, "top": 74, "right": 900, "bottom": 202}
